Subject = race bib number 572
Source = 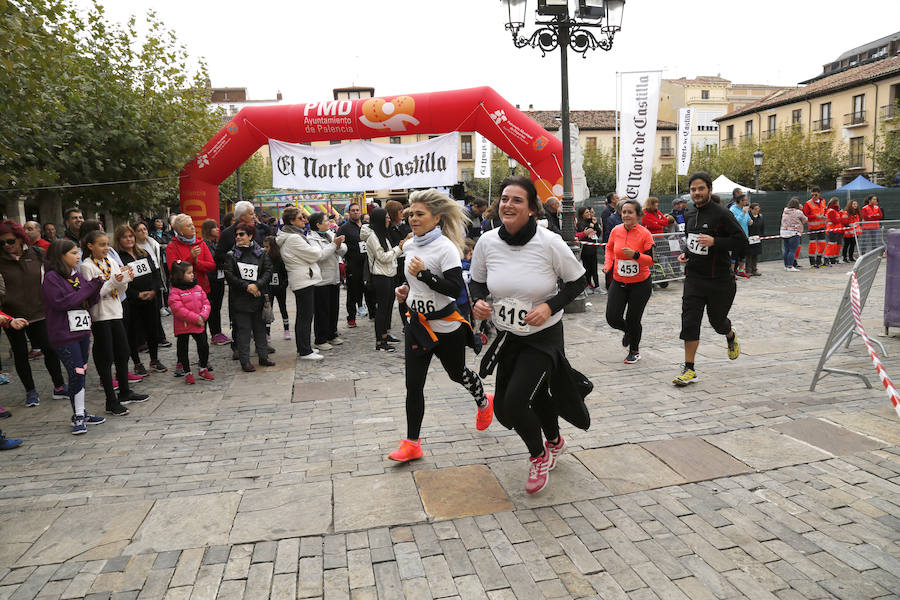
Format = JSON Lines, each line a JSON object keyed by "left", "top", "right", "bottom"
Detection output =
{"left": 686, "top": 233, "right": 709, "bottom": 255}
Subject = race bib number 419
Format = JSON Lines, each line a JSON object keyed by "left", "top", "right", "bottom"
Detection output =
{"left": 494, "top": 297, "right": 531, "bottom": 334}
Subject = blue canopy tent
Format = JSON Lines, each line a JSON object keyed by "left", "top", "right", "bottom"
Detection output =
{"left": 829, "top": 175, "right": 887, "bottom": 201}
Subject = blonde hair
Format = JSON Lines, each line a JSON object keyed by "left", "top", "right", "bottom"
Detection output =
{"left": 408, "top": 189, "right": 469, "bottom": 255}
{"left": 171, "top": 213, "right": 194, "bottom": 233}
{"left": 643, "top": 196, "right": 659, "bottom": 211}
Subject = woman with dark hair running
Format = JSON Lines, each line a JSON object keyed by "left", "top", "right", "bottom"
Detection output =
{"left": 362, "top": 207, "right": 410, "bottom": 352}
{"left": 388, "top": 189, "right": 491, "bottom": 462}
{"left": 470, "top": 176, "right": 590, "bottom": 494}
{"left": 603, "top": 199, "right": 654, "bottom": 364}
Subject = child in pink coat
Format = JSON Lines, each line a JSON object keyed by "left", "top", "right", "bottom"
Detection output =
{"left": 168, "top": 261, "right": 213, "bottom": 384}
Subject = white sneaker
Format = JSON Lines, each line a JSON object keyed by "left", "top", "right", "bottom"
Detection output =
{"left": 784, "top": 266, "right": 800, "bottom": 272}
{"left": 299, "top": 352, "right": 324, "bottom": 361}
{"left": 330, "top": 337, "right": 344, "bottom": 345}
{"left": 315, "top": 343, "right": 333, "bottom": 351}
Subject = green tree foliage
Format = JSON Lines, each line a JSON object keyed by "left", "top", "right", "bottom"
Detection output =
{"left": 219, "top": 152, "right": 271, "bottom": 211}
{"left": 0, "top": 0, "right": 222, "bottom": 216}
{"left": 465, "top": 148, "right": 517, "bottom": 201}
{"left": 871, "top": 101, "right": 900, "bottom": 184}
{"left": 582, "top": 148, "right": 616, "bottom": 196}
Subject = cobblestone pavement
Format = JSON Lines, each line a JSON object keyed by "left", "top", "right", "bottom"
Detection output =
{"left": 0, "top": 259, "right": 898, "bottom": 599}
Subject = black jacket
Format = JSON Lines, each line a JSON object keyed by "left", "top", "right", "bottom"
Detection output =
{"left": 120, "top": 250, "right": 162, "bottom": 302}
{"left": 683, "top": 200, "right": 748, "bottom": 279}
{"left": 747, "top": 212, "right": 765, "bottom": 257}
{"left": 224, "top": 242, "right": 273, "bottom": 313}
{"left": 215, "top": 222, "right": 266, "bottom": 267}
{"left": 336, "top": 220, "right": 364, "bottom": 262}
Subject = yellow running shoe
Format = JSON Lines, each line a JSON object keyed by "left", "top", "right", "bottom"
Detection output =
{"left": 673, "top": 367, "right": 698, "bottom": 386}
{"left": 727, "top": 332, "right": 740, "bottom": 360}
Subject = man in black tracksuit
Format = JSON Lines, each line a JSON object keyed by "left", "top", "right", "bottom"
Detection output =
{"left": 673, "top": 171, "right": 748, "bottom": 387}
{"left": 336, "top": 202, "right": 365, "bottom": 327}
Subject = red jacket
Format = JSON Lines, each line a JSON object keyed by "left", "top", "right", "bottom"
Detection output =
{"left": 825, "top": 208, "right": 843, "bottom": 233}
{"left": 842, "top": 212, "right": 861, "bottom": 238}
{"left": 860, "top": 204, "right": 883, "bottom": 229}
{"left": 168, "top": 284, "right": 211, "bottom": 336}
{"left": 166, "top": 238, "right": 216, "bottom": 293}
{"left": 803, "top": 198, "right": 827, "bottom": 230}
{"left": 640, "top": 209, "right": 669, "bottom": 235}
{"left": 604, "top": 223, "right": 654, "bottom": 283}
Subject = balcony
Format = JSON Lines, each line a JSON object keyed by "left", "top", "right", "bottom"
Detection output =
{"left": 848, "top": 153, "right": 865, "bottom": 169}
{"left": 880, "top": 104, "right": 899, "bottom": 121}
{"left": 761, "top": 129, "right": 776, "bottom": 141}
{"left": 843, "top": 111, "right": 867, "bottom": 127}
{"left": 722, "top": 138, "right": 735, "bottom": 148}
{"left": 659, "top": 147, "right": 674, "bottom": 158}
{"left": 812, "top": 118, "right": 832, "bottom": 132}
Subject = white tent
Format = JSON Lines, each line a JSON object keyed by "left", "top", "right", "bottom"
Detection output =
{"left": 711, "top": 174, "right": 763, "bottom": 195}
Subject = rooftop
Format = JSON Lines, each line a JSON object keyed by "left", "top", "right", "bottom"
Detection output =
{"left": 525, "top": 110, "right": 677, "bottom": 130}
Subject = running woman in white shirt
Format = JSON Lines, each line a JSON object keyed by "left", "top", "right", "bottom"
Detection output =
{"left": 388, "top": 189, "right": 492, "bottom": 462}
{"left": 470, "top": 176, "right": 590, "bottom": 495}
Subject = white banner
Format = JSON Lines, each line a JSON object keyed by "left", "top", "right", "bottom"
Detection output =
{"left": 676, "top": 107, "right": 694, "bottom": 176}
{"left": 474, "top": 133, "right": 491, "bottom": 179}
{"left": 269, "top": 133, "right": 459, "bottom": 191}
{"left": 616, "top": 71, "right": 661, "bottom": 203}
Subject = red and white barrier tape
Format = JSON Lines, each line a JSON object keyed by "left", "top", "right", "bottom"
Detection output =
{"left": 577, "top": 225, "right": 871, "bottom": 247}
{"left": 849, "top": 272, "right": 900, "bottom": 418}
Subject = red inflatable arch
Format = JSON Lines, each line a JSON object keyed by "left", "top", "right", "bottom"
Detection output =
{"left": 179, "top": 86, "right": 565, "bottom": 224}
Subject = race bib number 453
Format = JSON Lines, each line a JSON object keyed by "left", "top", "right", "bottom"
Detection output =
{"left": 494, "top": 297, "right": 531, "bottom": 334}
{"left": 686, "top": 233, "right": 709, "bottom": 255}
{"left": 616, "top": 259, "right": 639, "bottom": 277}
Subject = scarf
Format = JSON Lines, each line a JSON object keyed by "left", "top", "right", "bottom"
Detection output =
{"left": 175, "top": 233, "right": 196, "bottom": 245}
{"left": 280, "top": 224, "right": 306, "bottom": 236}
{"left": 498, "top": 217, "right": 538, "bottom": 246}
{"left": 91, "top": 256, "right": 117, "bottom": 299}
{"left": 233, "top": 241, "right": 262, "bottom": 260}
{"left": 413, "top": 225, "right": 443, "bottom": 247}
{"left": 67, "top": 270, "right": 81, "bottom": 289}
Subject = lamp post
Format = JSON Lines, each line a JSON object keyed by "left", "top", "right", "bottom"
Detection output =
{"left": 753, "top": 147, "right": 763, "bottom": 194}
{"left": 503, "top": 0, "right": 625, "bottom": 246}
{"left": 508, "top": 155, "right": 518, "bottom": 176}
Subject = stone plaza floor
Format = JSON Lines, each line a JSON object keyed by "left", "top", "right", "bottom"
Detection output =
{"left": 0, "top": 258, "right": 898, "bottom": 599}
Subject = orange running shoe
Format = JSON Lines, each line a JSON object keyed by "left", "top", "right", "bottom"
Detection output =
{"left": 476, "top": 393, "right": 494, "bottom": 431}
{"left": 388, "top": 439, "right": 423, "bottom": 462}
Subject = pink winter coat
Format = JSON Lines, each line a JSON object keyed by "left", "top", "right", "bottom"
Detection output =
{"left": 168, "top": 283, "right": 211, "bottom": 335}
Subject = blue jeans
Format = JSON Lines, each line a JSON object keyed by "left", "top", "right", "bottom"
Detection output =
{"left": 55, "top": 337, "right": 91, "bottom": 415}
{"left": 782, "top": 235, "right": 801, "bottom": 267}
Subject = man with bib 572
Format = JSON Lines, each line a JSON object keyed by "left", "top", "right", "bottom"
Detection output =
{"left": 673, "top": 172, "right": 748, "bottom": 387}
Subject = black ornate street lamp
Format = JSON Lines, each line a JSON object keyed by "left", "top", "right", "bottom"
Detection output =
{"left": 503, "top": 0, "right": 624, "bottom": 245}
{"left": 508, "top": 155, "right": 518, "bottom": 176}
{"left": 753, "top": 147, "right": 763, "bottom": 193}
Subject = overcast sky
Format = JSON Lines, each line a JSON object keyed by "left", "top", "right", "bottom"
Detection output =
{"left": 75, "top": 0, "right": 899, "bottom": 111}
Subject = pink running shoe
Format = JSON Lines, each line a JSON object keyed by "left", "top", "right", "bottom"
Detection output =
{"left": 544, "top": 436, "right": 567, "bottom": 471}
{"left": 127, "top": 372, "right": 143, "bottom": 382}
{"left": 526, "top": 453, "right": 551, "bottom": 495}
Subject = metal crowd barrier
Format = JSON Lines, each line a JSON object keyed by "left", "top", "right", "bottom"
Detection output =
{"left": 650, "top": 232, "right": 686, "bottom": 284}
{"left": 810, "top": 245, "right": 886, "bottom": 392}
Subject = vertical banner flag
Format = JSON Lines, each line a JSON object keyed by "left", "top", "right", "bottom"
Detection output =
{"left": 616, "top": 71, "right": 661, "bottom": 203}
{"left": 676, "top": 107, "right": 694, "bottom": 176}
{"left": 474, "top": 133, "right": 491, "bottom": 179}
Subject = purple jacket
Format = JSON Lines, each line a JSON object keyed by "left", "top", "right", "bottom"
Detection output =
{"left": 42, "top": 270, "right": 103, "bottom": 348}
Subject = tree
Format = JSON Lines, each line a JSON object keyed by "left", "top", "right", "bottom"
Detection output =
{"left": 650, "top": 163, "right": 677, "bottom": 195}
{"left": 0, "top": 0, "right": 222, "bottom": 218}
{"left": 872, "top": 101, "right": 900, "bottom": 185}
{"left": 219, "top": 152, "right": 272, "bottom": 213}
{"left": 582, "top": 148, "right": 616, "bottom": 197}
{"left": 758, "top": 129, "right": 844, "bottom": 190}
{"left": 465, "top": 148, "right": 515, "bottom": 201}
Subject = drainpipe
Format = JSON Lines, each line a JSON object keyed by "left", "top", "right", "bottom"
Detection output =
{"left": 871, "top": 82, "right": 879, "bottom": 181}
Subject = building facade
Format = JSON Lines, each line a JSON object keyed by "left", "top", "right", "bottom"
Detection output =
{"left": 715, "top": 55, "right": 900, "bottom": 184}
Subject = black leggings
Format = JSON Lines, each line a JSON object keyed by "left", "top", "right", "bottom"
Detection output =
{"left": 371, "top": 274, "right": 395, "bottom": 340}
{"left": 4, "top": 320, "right": 64, "bottom": 391}
{"left": 314, "top": 284, "right": 340, "bottom": 344}
{"left": 605, "top": 277, "right": 652, "bottom": 353}
{"left": 266, "top": 286, "right": 289, "bottom": 335}
{"left": 124, "top": 299, "right": 159, "bottom": 363}
{"left": 345, "top": 259, "right": 364, "bottom": 321}
{"left": 176, "top": 332, "right": 209, "bottom": 372}
{"left": 581, "top": 250, "right": 600, "bottom": 288}
{"left": 494, "top": 345, "right": 559, "bottom": 458}
{"left": 207, "top": 278, "right": 225, "bottom": 336}
{"left": 843, "top": 237, "right": 857, "bottom": 261}
{"left": 92, "top": 319, "right": 132, "bottom": 402}
{"left": 404, "top": 325, "right": 484, "bottom": 440}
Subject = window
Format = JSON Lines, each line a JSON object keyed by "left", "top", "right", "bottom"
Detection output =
{"left": 585, "top": 137, "right": 597, "bottom": 151}
{"left": 726, "top": 124, "right": 734, "bottom": 140}
{"left": 745, "top": 120, "right": 753, "bottom": 137}
{"left": 767, "top": 115, "right": 776, "bottom": 132}
{"left": 660, "top": 136, "right": 673, "bottom": 156}
{"left": 390, "top": 136, "right": 401, "bottom": 144}
{"left": 701, "top": 90, "right": 710, "bottom": 100}
{"left": 849, "top": 136, "right": 864, "bottom": 167}
{"left": 346, "top": 91, "right": 361, "bottom": 99}
{"left": 792, "top": 109, "right": 802, "bottom": 124}
{"left": 853, "top": 94, "right": 865, "bottom": 116}
{"left": 329, "top": 140, "right": 341, "bottom": 145}
{"left": 461, "top": 168, "right": 474, "bottom": 183}
{"left": 460, "top": 135, "right": 473, "bottom": 160}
